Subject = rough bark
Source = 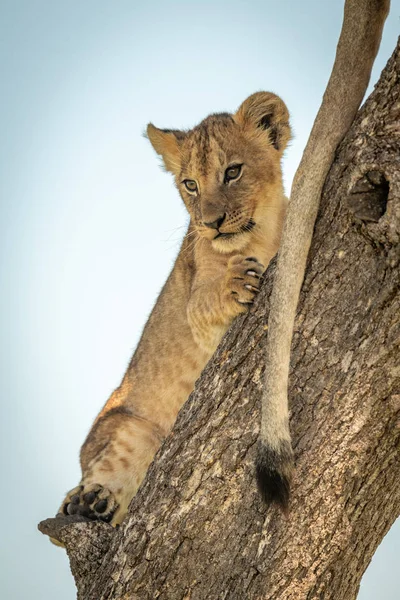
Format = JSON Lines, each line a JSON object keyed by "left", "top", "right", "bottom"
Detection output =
{"left": 39, "top": 39, "right": 400, "bottom": 600}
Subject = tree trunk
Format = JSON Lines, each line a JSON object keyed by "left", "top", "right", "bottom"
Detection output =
{"left": 39, "top": 39, "right": 400, "bottom": 600}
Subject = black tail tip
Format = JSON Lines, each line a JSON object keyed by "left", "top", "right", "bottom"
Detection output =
{"left": 255, "top": 441, "right": 294, "bottom": 512}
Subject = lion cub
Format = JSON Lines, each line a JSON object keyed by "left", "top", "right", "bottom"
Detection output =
{"left": 57, "top": 92, "right": 291, "bottom": 529}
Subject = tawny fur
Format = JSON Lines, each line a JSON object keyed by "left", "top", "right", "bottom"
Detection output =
{"left": 55, "top": 92, "right": 291, "bottom": 539}
{"left": 257, "top": 0, "right": 390, "bottom": 509}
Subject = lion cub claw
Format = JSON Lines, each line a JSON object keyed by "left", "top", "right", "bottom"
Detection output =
{"left": 61, "top": 483, "right": 118, "bottom": 523}
{"left": 224, "top": 256, "right": 264, "bottom": 313}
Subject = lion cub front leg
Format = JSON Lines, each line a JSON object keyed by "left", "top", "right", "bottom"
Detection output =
{"left": 58, "top": 407, "right": 162, "bottom": 527}
{"left": 223, "top": 256, "right": 264, "bottom": 315}
{"left": 187, "top": 255, "right": 264, "bottom": 353}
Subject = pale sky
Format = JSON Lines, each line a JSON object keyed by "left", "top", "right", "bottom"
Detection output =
{"left": 0, "top": 1, "right": 399, "bottom": 598}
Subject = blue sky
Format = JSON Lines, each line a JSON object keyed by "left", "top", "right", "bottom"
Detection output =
{"left": 0, "top": 1, "right": 399, "bottom": 598}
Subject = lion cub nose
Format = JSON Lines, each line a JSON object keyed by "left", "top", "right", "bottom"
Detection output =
{"left": 204, "top": 213, "right": 226, "bottom": 230}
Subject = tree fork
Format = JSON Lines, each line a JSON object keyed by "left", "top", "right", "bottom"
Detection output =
{"left": 39, "top": 38, "right": 400, "bottom": 600}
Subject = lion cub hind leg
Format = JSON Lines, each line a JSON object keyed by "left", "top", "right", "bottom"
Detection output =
{"left": 61, "top": 483, "right": 118, "bottom": 522}
{"left": 59, "top": 409, "right": 162, "bottom": 528}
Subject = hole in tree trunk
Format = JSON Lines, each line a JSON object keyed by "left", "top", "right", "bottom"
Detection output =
{"left": 347, "top": 171, "right": 389, "bottom": 222}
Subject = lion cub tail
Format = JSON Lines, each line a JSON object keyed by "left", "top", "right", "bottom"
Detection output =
{"left": 255, "top": 0, "right": 390, "bottom": 511}
{"left": 256, "top": 339, "right": 294, "bottom": 511}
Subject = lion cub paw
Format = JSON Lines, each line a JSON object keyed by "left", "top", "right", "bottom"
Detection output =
{"left": 60, "top": 483, "right": 119, "bottom": 523}
{"left": 224, "top": 256, "right": 264, "bottom": 314}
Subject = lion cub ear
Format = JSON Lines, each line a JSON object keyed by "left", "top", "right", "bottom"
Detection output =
{"left": 234, "top": 92, "right": 291, "bottom": 154}
{"left": 146, "top": 124, "right": 186, "bottom": 174}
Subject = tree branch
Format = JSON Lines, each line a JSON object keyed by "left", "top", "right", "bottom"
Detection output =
{"left": 39, "top": 38, "right": 400, "bottom": 600}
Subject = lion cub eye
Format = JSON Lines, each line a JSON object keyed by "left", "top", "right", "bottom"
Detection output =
{"left": 183, "top": 180, "right": 198, "bottom": 193}
{"left": 224, "top": 164, "right": 242, "bottom": 183}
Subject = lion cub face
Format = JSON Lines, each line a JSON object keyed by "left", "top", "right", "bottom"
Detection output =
{"left": 147, "top": 92, "right": 291, "bottom": 253}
